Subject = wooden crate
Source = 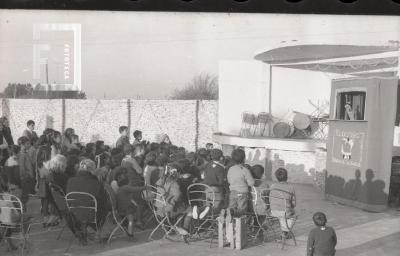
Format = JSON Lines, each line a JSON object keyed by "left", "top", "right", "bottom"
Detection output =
{"left": 218, "top": 216, "right": 247, "bottom": 250}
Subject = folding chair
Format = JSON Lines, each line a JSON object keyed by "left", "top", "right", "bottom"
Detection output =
{"left": 253, "top": 112, "right": 273, "bottom": 137}
{"left": 48, "top": 182, "right": 68, "bottom": 240}
{"left": 65, "top": 192, "right": 100, "bottom": 251}
{"left": 187, "top": 183, "right": 219, "bottom": 245}
{"left": 246, "top": 186, "right": 268, "bottom": 243}
{"left": 141, "top": 185, "right": 156, "bottom": 227}
{"left": 0, "top": 193, "right": 32, "bottom": 255}
{"left": 103, "top": 184, "right": 129, "bottom": 243}
{"left": 267, "top": 188, "right": 297, "bottom": 249}
{"left": 240, "top": 112, "right": 257, "bottom": 137}
{"left": 145, "top": 186, "right": 184, "bottom": 241}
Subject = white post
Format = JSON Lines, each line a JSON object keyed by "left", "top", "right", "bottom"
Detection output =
{"left": 393, "top": 40, "right": 400, "bottom": 78}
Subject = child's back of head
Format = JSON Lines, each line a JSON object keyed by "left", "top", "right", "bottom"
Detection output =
{"left": 313, "top": 212, "right": 327, "bottom": 229}
{"left": 210, "top": 149, "right": 223, "bottom": 162}
{"left": 251, "top": 165, "right": 264, "bottom": 180}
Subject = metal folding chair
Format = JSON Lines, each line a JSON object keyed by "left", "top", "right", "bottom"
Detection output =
{"left": 246, "top": 186, "right": 268, "bottom": 243}
{"left": 0, "top": 193, "right": 32, "bottom": 255}
{"left": 48, "top": 182, "right": 68, "bottom": 240}
{"left": 253, "top": 112, "right": 273, "bottom": 137}
{"left": 141, "top": 185, "right": 156, "bottom": 227}
{"left": 187, "top": 183, "right": 219, "bottom": 245}
{"left": 103, "top": 184, "right": 130, "bottom": 243}
{"left": 65, "top": 191, "right": 100, "bottom": 251}
{"left": 240, "top": 112, "right": 257, "bottom": 137}
{"left": 267, "top": 188, "right": 297, "bottom": 249}
{"left": 145, "top": 185, "right": 184, "bottom": 241}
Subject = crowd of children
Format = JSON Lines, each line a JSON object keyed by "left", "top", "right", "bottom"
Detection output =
{"left": 0, "top": 118, "right": 337, "bottom": 255}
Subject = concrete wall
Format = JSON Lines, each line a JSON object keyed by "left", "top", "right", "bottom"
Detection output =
{"left": 0, "top": 99, "right": 218, "bottom": 152}
{"left": 221, "top": 142, "right": 320, "bottom": 184}
{"left": 271, "top": 66, "right": 332, "bottom": 119}
{"left": 218, "top": 60, "right": 270, "bottom": 135}
{"left": 267, "top": 149, "right": 316, "bottom": 184}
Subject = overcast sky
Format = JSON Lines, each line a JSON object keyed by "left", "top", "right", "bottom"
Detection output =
{"left": 0, "top": 10, "right": 399, "bottom": 99}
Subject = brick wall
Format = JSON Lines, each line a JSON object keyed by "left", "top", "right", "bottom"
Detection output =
{"left": 2, "top": 99, "right": 63, "bottom": 138}
{"left": 198, "top": 100, "right": 218, "bottom": 149}
{"left": 0, "top": 99, "right": 217, "bottom": 152}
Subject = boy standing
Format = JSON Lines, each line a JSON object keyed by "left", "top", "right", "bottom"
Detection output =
{"left": 307, "top": 212, "right": 337, "bottom": 256}
{"left": 22, "top": 120, "right": 38, "bottom": 145}
{"left": 116, "top": 126, "right": 130, "bottom": 150}
{"left": 227, "top": 148, "right": 255, "bottom": 216}
{"left": 17, "top": 136, "right": 35, "bottom": 208}
{"left": 132, "top": 130, "right": 142, "bottom": 146}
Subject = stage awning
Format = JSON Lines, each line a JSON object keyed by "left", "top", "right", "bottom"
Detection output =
{"left": 277, "top": 56, "right": 398, "bottom": 75}
{"left": 254, "top": 44, "right": 399, "bottom": 64}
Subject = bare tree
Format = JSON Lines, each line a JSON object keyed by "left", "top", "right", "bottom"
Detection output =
{"left": 170, "top": 73, "right": 218, "bottom": 100}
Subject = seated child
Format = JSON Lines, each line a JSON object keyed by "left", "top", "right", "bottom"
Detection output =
{"left": 114, "top": 171, "right": 145, "bottom": 235}
{"left": 121, "top": 145, "right": 143, "bottom": 177}
{"left": 0, "top": 183, "right": 31, "bottom": 251}
{"left": 270, "top": 168, "right": 296, "bottom": 238}
{"left": 143, "top": 151, "right": 160, "bottom": 187}
{"left": 307, "top": 212, "right": 337, "bottom": 256}
{"left": 197, "top": 149, "right": 226, "bottom": 219}
{"left": 155, "top": 166, "right": 191, "bottom": 243}
{"left": 3, "top": 145, "right": 21, "bottom": 189}
{"left": 249, "top": 164, "right": 270, "bottom": 216}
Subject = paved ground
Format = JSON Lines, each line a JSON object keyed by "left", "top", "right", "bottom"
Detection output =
{"left": 1, "top": 184, "right": 399, "bottom": 256}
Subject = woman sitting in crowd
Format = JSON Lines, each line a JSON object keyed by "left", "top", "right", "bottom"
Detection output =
{"left": 40, "top": 154, "right": 68, "bottom": 227}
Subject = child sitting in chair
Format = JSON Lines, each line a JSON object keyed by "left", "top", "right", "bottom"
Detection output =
{"left": 155, "top": 165, "right": 192, "bottom": 243}
{"left": 0, "top": 183, "right": 31, "bottom": 251}
{"left": 114, "top": 170, "right": 145, "bottom": 236}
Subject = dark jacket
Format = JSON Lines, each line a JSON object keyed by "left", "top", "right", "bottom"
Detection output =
{"left": 66, "top": 172, "right": 109, "bottom": 224}
{"left": 0, "top": 127, "right": 14, "bottom": 146}
{"left": 203, "top": 161, "right": 226, "bottom": 187}
{"left": 115, "top": 135, "right": 130, "bottom": 150}
{"left": 0, "top": 127, "right": 14, "bottom": 166}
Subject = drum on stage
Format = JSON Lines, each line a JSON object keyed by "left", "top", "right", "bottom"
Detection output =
{"left": 293, "top": 112, "right": 311, "bottom": 130}
{"left": 273, "top": 122, "right": 294, "bottom": 138}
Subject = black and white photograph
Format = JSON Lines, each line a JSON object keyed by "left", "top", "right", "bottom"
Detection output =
{"left": 0, "top": 8, "right": 400, "bottom": 256}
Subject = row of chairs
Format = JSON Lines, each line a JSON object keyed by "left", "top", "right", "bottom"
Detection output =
{"left": 143, "top": 183, "right": 297, "bottom": 250}
{"left": 0, "top": 183, "right": 297, "bottom": 254}
{"left": 0, "top": 183, "right": 131, "bottom": 255}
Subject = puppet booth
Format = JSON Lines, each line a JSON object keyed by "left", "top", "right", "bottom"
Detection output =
{"left": 325, "top": 77, "right": 398, "bottom": 212}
